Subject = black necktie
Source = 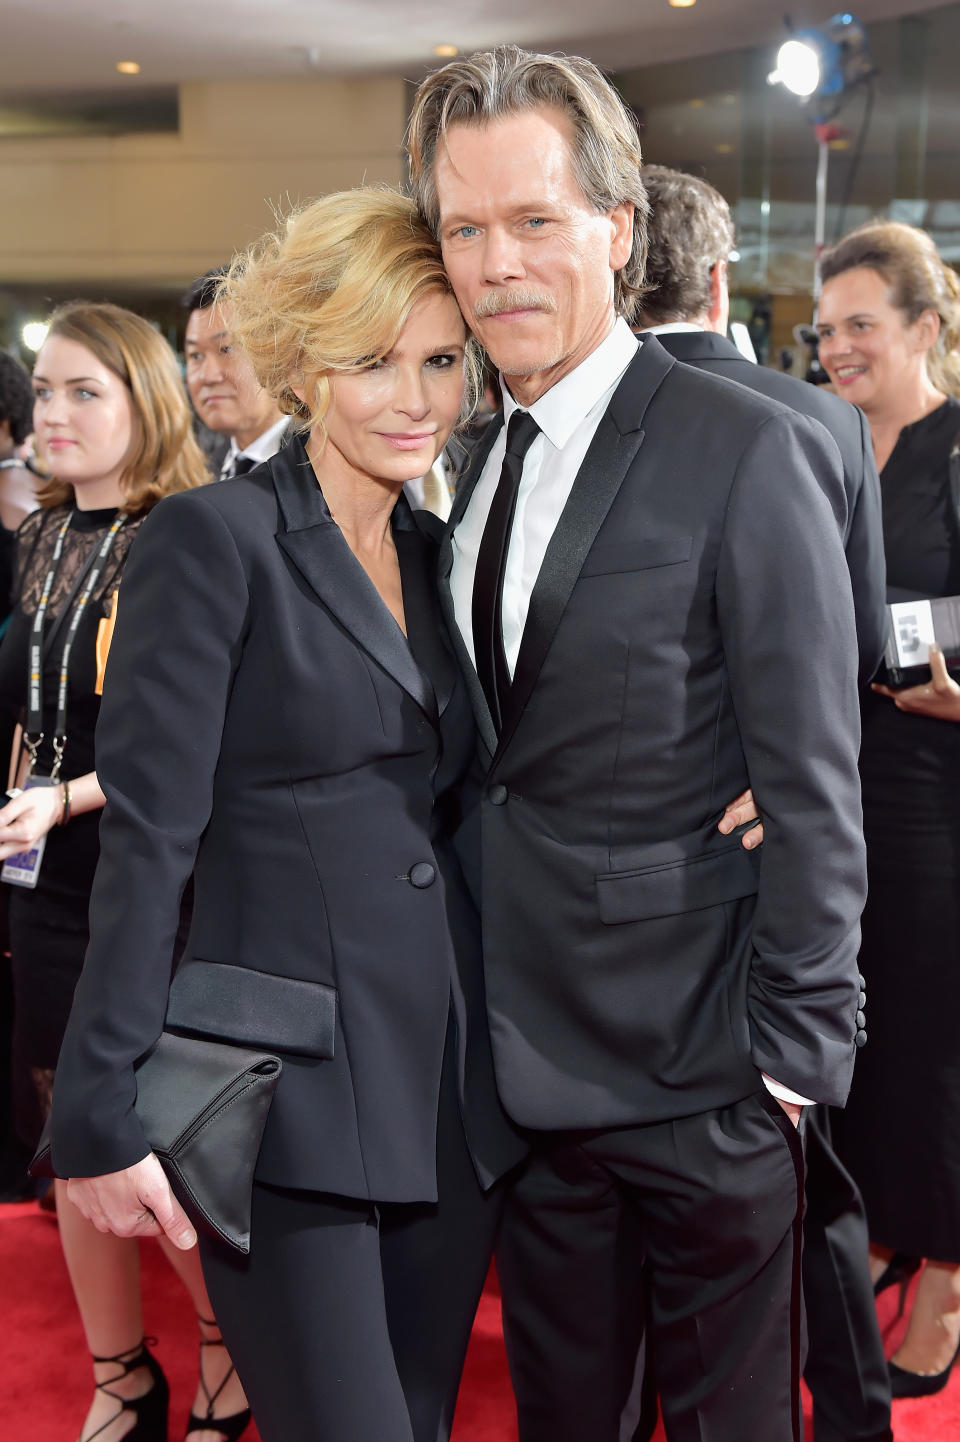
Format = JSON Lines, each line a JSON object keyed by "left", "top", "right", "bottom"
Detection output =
{"left": 228, "top": 454, "right": 259, "bottom": 478}
{"left": 472, "top": 410, "right": 540, "bottom": 729}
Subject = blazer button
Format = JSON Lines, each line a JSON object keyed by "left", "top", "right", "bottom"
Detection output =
{"left": 409, "top": 862, "right": 436, "bottom": 889}
{"left": 488, "top": 784, "right": 508, "bottom": 805}
{"left": 855, "top": 1009, "right": 866, "bottom": 1029}
{"left": 855, "top": 1028, "right": 868, "bottom": 1048}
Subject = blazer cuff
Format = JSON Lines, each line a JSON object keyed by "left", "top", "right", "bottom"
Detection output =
{"left": 761, "top": 1072, "right": 815, "bottom": 1108}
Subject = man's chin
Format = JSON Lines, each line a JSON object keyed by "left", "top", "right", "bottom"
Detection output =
{"left": 484, "top": 345, "right": 564, "bottom": 380}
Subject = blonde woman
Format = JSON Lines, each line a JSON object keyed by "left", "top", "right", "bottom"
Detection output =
{"left": 0, "top": 302, "right": 249, "bottom": 1442}
{"left": 48, "top": 194, "right": 523, "bottom": 1442}
{"left": 818, "top": 221, "right": 960, "bottom": 1399}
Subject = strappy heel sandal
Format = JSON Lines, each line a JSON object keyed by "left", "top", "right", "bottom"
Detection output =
{"left": 185, "top": 1315, "right": 251, "bottom": 1442}
{"left": 81, "top": 1337, "right": 169, "bottom": 1442}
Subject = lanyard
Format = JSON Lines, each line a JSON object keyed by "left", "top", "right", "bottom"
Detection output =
{"left": 24, "top": 512, "right": 127, "bottom": 778}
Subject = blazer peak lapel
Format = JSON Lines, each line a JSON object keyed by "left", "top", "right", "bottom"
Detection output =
{"left": 271, "top": 444, "right": 435, "bottom": 717}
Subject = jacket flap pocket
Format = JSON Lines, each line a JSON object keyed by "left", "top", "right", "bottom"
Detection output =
{"left": 597, "top": 842, "right": 760, "bottom": 924}
{"left": 167, "top": 959, "right": 336, "bottom": 1059}
{"left": 580, "top": 534, "right": 693, "bottom": 577}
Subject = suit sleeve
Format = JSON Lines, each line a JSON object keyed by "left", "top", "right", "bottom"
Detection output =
{"left": 50, "top": 492, "right": 250, "bottom": 1177}
{"left": 845, "top": 406, "right": 888, "bottom": 685}
{"left": 716, "top": 411, "right": 867, "bottom": 1106}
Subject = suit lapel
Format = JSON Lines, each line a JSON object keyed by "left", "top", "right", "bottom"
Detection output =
{"left": 438, "top": 417, "right": 503, "bottom": 757}
{"left": 271, "top": 439, "right": 435, "bottom": 718}
{"left": 495, "top": 337, "right": 677, "bottom": 761}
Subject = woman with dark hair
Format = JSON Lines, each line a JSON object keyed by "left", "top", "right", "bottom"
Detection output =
{"left": 817, "top": 220, "right": 960, "bottom": 1398}
{"left": 46, "top": 193, "right": 522, "bottom": 1442}
{"left": 0, "top": 303, "right": 251, "bottom": 1442}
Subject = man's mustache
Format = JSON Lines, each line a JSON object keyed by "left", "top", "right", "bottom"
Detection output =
{"left": 473, "top": 289, "right": 557, "bottom": 320}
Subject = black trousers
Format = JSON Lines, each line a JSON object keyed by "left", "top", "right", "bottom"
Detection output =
{"left": 496, "top": 1089, "right": 805, "bottom": 1442}
{"left": 629, "top": 1105, "right": 893, "bottom": 1442}
{"left": 802, "top": 1106, "right": 892, "bottom": 1442}
{"left": 199, "top": 1041, "right": 503, "bottom": 1442}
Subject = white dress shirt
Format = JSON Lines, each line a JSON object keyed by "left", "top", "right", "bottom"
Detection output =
{"left": 451, "top": 318, "right": 639, "bottom": 676}
{"left": 451, "top": 316, "right": 811, "bottom": 1111}
{"left": 219, "top": 415, "right": 290, "bottom": 479}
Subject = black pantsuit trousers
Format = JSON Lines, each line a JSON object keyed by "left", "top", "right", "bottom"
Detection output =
{"left": 199, "top": 1034, "right": 503, "bottom": 1442}
{"left": 496, "top": 1089, "right": 806, "bottom": 1442}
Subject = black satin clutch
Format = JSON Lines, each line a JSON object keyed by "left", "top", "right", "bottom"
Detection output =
{"left": 31, "top": 1030, "right": 282, "bottom": 1254}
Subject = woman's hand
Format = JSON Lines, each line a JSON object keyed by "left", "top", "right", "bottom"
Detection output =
{"left": 718, "top": 789, "right": 764, "bottom": 849}
{"left": 872, "top": 643, "right": 960, "bottom": 720}
{"left": 66, "top": 1153, "right": 198, "bottom": 1249}
{"left": 0, "top": 784, "right": 63, "bottom": 860}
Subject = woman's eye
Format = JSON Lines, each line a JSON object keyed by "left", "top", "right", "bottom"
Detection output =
{"left": 426, "top": 354, "right": 455, "bottom": 370}
{"left": 32, "top": 387, "right": 51, "bottom": 401}
{"left": 75, "top": 388, "right": 97, "bottom": 401}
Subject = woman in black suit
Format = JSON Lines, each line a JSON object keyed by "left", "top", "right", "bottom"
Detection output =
{"left": 49, "top": 188, "right": 523, "bottom": 1442}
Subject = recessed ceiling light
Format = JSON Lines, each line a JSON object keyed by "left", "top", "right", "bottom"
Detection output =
{"left": 714, "top": 142, "right": 735, "bottom": 154}
{"left": 668, "top": 0, "right": 697, "bottom": 8}
{"left": 116, "top": 61, "right": 141, "bottom": 75}
{"left": 434, "top": 44, "right": 458, "bottom": 57}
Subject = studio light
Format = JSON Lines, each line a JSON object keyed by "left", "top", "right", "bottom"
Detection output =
{"left": 768, "top": 13, "right": 874, "bottom": 123}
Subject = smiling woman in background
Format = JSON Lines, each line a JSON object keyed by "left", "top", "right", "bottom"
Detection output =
{"left": 817, "top": 220, "right": 960, "bottom": 1400}
{"left": 47, "top": 191, "right": 523, "bottom": 1442}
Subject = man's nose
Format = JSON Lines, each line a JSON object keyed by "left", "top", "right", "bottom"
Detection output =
{"left": 481, "top": 227, "right": 525, "bottom": 285}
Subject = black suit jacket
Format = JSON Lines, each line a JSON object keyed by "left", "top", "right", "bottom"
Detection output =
{"left": 444, "top": 335, "right": 867, "bottom": 1129}
{"left": 51, "top": 438, "right": 522, "bottom": 1200}
{"left": 649, "top": 329, "right": 887, "bottom": 683}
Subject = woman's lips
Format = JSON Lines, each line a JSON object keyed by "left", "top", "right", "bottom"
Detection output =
{"left": 833, "top": 365, "right": 867, "bottom": 385}
{"left": 378, "top": 433, "right": 435, "bottom": 451}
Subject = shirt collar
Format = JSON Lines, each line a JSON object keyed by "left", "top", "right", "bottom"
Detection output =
{"left": 500, "top": 317, "right": 639, "bottom": 451}
{"left": 642, "top": 321, "right": 706, "bottom": 336}
{"left": 224, "top": 415, "right": 289, "bottom": 467}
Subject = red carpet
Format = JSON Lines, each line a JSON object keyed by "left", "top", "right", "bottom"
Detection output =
{"left": 2, "top": 1198, "right": 958, "bottom": 1441}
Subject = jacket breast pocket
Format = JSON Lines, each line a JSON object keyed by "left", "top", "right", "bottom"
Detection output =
{"left": 596, "top": 840, "right": 760, "bottom": 924}
{"left": 166, "top": 958, "right": 337, "bottom": 1059}
{"left": 579, "top": 534, "right": 693, "bottom": 579}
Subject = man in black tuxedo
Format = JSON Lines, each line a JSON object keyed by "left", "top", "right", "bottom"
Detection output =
{"left": 408, "top": 46, "right": 868, "bottom": 1442}
{"left": 182, "top": 267, "right": 291, "bottom": 478}
{"left": 633, "top": 164, "right": 891, "bottom": 1442}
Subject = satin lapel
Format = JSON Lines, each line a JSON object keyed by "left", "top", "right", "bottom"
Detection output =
{"left": 494, "top": 338, "right": 677, "bottom": 762}
{"left": 271, "top": 440, "right": 435, "bottom": 718}
{"left": 437, "top": 416, "right": 503, "bottom": 757}
{"left": 394, "top": 506, "right": 456, "bottom": 721}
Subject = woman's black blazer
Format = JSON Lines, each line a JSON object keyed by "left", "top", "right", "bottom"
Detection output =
{"left": 51, "top": 438, "right": 522, "bottom": 1202}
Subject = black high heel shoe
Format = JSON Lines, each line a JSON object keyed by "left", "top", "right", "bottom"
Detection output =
{"left": 888, "top": 1335, "right": 960, "bottom": 1398}
{"left": 82, "top": 1338, "right": 169, "bottom": 1442}
{"left": 186, "top": 1315, "right": 251, "bottom": 1442}
{"left": 873, "top": 1252, "right": 922, "bottom": 1318}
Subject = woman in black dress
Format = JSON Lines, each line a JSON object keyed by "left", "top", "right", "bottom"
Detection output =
{"left": 817, "top": 220, "right": 960, "bottom": 1397}
{"left": 0, "top": 303, "right": 253, "bottom": 1442}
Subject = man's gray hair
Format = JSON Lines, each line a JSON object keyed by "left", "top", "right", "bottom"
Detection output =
{"left": 406, "top": 45, "right": 650, "bottom": 323}
{"left": 638, "top": 166, "right": 735, "bottom": 325}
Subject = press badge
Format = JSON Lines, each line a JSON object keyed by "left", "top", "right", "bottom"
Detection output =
{"left": 1, "top": 777, "right": 60, "bottom": 889}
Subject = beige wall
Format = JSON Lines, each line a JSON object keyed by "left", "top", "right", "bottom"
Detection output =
{"left": 0, "top": 76, "right": 407, "bottom": 289}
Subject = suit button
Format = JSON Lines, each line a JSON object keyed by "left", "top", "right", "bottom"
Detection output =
{"left": 855, "top": 1009, "right": 866, "bottom": 1029}
{"left": 409, "top": 862, "right": 436, "bottom": 889}
{"left": 858, "top": 990, "right": 867, "bottom": 1009}
{"left": 855, "top": 1028, "right": 868, "bottom": 1048}
{"left": 488, "top": 784, "right": 509, "bottom": 805}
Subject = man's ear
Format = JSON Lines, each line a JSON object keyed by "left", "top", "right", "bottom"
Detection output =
{"left": 609, "top": 203, "right": 634, "bottom": 272}
{"left": 705, "top": 258, "right": 729, "bottom": 335}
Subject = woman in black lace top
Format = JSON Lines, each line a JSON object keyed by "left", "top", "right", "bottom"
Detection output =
{"left": 0, "top": 303, "right": 250, "bottom": 1442}
{"left": 817, "top": 222, "right": 960, "bottom": 1400}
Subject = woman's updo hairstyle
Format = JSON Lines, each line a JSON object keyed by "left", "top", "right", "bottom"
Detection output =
{"left": 219, "top": 187, "right": 480, "bottom": 438}
{"left": 820, "top": 220, "right": 960, "bottom": 397}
